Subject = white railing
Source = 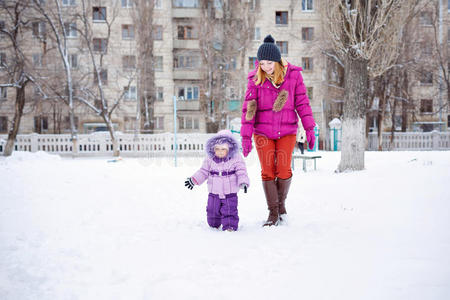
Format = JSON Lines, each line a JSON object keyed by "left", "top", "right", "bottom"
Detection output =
{"left": 1, "top": 131, "right": 449, "bottom": 156}
{"left": 368, "top": 131, "right": 450, "bottom": 151}
{"left": 0, "top": 132, "right": 224, "bottom": 157}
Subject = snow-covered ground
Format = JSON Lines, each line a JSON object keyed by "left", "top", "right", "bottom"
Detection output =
{"left": 0, "top": 150, "right": 449, "bottom": 300}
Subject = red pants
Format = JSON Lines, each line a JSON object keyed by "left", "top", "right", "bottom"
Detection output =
{"left": 254, "top": 134, "right": 296, "bottom": 181}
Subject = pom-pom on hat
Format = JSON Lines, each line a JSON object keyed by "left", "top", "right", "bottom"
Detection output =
{"left": 257, "top": 35, "right": 281, "bottom": 62}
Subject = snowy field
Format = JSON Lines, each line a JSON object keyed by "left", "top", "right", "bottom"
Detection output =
{"left": 0, "top": 150, "right": 449, "bottom": 300}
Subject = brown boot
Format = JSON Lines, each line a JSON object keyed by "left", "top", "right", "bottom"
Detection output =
{"left": 277, "top": 177, "right": 292, "bottom": 222}
{"left": 262, "top": 180, "right": 279, "bottom": 226}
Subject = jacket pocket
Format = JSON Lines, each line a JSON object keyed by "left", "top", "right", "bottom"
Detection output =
{"left": 282, "top": 110, "right": 298, "bottom": 125}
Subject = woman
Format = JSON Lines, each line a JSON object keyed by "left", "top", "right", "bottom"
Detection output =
{"left": 240, "top": 35, "right": 316, "bottom": 226}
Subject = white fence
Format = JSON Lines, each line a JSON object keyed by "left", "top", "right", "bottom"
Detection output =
{"left": 367, "top": 131, "right": 450, "bottom": 151}
{"left": 0, "top": 132, "right": 220, "bottom": 157}
{"left": 1, "top": 131, "right": 449, "bottom": 157}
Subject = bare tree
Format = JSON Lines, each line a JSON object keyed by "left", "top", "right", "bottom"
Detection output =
{"left": 365, "top": 1, "right": 435, "bottom": 150}
{"left": 198, "top": 0, "right": 255, "bottom": 132}
{"left": 32, "top": 0, "right": 80, "bottom": 153}
{"left": 427, "top": 0, "right": 450, "bottom": 130}
{"left": 132, "top": 0, "right": 155, "bottom": 134}
{"left": 325, "top": 0, "right": 420, "bottom": 171}
{"left": 73, "top": 0, "right": 134, "bottom": 156}
{"left": 0, "top": 0, "right": 45, "bottom": 156}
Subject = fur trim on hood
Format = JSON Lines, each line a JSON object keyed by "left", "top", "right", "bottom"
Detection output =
{"left": 206, "top": 130, "right": 239, "bottom": 159}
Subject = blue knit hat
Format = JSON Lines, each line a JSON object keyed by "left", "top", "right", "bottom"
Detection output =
{"left": 257, "top": 35, "right": 281, "bottom": 62}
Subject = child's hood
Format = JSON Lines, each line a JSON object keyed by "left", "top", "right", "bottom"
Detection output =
{"left": 206, "top": 130, "right": 239, "bottom": 159}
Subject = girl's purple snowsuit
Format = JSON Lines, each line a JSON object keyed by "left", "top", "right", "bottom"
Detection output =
{"left": 191, "top": 130, "right": 250, "bottom": 231}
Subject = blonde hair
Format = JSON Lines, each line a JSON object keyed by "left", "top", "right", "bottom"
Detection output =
{"left": 254, "top": 61, "right": 286, "bottom": 86}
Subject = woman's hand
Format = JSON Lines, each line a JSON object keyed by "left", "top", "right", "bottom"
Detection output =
{"left": 306, "top": 130, "right": 315, "bottom": 150}
{"left": 242, "top": 137, "right": 252, "bottom": 157}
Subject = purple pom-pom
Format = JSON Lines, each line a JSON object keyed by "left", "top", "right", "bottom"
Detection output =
{"left": 264, "top": 35, "right": 275, "bottom": 43}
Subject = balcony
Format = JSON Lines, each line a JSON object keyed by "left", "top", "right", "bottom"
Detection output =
{"left": 173, "top": 39, "right": 200, "bottom": 49}
{"left": 173, "top": 69, "right": 203, "bottom": 80}
{"left": 172, "top": 8, "right": 201, "bottom": 18}
{"left": 177, "top": 100, "right": 200, "bottom": 111}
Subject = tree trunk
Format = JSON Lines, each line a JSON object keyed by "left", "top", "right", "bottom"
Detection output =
{"left": 377, "top": 94, "right": 386, "bottom": 151}
{"left": 103, "top": 115, "right": 119, "bottom": 157}
{"left": 4, "top": 85, "right": 26, "bottom": 156}
{"left": 401, "top": 70, "right": 408, "bottom": 132}
{"left": 337, "top": 57, "right": 368, "bottom": 172}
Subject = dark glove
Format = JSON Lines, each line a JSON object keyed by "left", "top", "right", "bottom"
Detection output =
{"left": 185, "top": 177, "right": 195, "bottom": 190}
{"left": 240, "top": 183, "right": 248, "bottom": 193}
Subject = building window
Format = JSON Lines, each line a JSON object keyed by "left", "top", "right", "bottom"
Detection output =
{"left": 228, "top": 87, "right": 238, "bottom": 99}
{"left": 93, "top": 7, "right": 106, "bottom": 21}
{"left": 307, "top": 87, "right": 313, "bottom": 100}
{"left": 94, "top": 69, "right": 108, "bottom": 85}
{"left": 155, "top": 0, "right": 162, "bottom": 9}
{"left": 62, "top": 0, "right": 76, "bottom": 6}
{"left": 419, "top": 12, "right": 432, "bottom": 26}
{"left": 122, "top": 55, "right": 136, "bottom": 69}
{"left": 34, "top": 116, "right": 48, "bottom": 133}
{"left": 394, "top": 115, "right": 402, "bottom": 131}
{"left": 179, "top": 116, "right": 199, "bottom": 130}
{"left": 64, "top": 23, "right": 77, "bottom": 37}
{"left": 420, "top": 99, "right": 433, "bottom": 113}
{"left": 69, "top": 54, "right": 78, "bottom": 69}
{"left": 422, "top": 44, "right": 432, "bottom": 56}
{"left": 177, "top": 25, "right": 197, "bottom": 39}
{"left": 93, "top": 38, "right": 107, "bottom": 53}
{"left": 33, "top": 86, "right": 41, "bottom": 97}
{"left": 32, "top": 53, "right": 43, "bottom": 67}
{"left": 302, "top": 0, "right": 313, "bottom": 11}
{"left": 122, "top": 24, "right": 134, "bottom": 39}
{"left": 447, "top": 115, "right": 450, "bottom": 128}
{"left": 124, "top": 86, "right": 137, "bottom": 100}
{"left": 249, "top": 57, "right": 257, "bottom": 69}
{"left": 174, "top": 55, "right": 200, "bottom": 69}
{"left": 275, "top": 11, "right": 288, "bottom": 25}
{"left": 156, "top": 87, "right": 164, "bottom": 101}
{"left": 121, "top": 0, "right": 133, "bottom": 8}
{"left": 0, "top": 116, "right": 7, "bottom": 133}
{"left": 177, "top": 85, "right": 199, "bottom": 100}
{"left": 420, "top": 72, "right": 433, "bottom": 85}
{"left": 172, "top": 0, "right": 199, "bottom": 8}
{"left": 124, "top": 116, "right": 134, "bottom": 132}
{"left": 0, "top": 87, "right": 7, "bottom": 99}
{"left": 302, "top": 27, "right": 314, "bottom": 41}
{"left": 32, "top": 22, "right": 46, "bottom": 38}
{"left": 155, "top": 56, "right": 163, "bottom": 71}
{"left": 302, "top": 57, "right": 313, "bottom": 70}
{"left": 253, "top": 27, "right": 261, "bottom": 40}
{"left": 249, "top": 0, "right": 260, "bottom": 11}
{"left": 64, "top": 116, "right": 79, "bottom": 131}
{"left": 154, "top": 25, "right": 163, "bottom": 40}
{"left": 0, "top": 52, "right": 6, "bottom": 68}
{"left": 276, "top": 41, "right": 288, "bottom": 55}
{"left": 153, "top": 116, "right": 164, "bottom": 130}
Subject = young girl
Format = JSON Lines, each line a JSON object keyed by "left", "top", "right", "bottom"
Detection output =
{"left": 185, "top": 130, "right": 249, "bottom": 231}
